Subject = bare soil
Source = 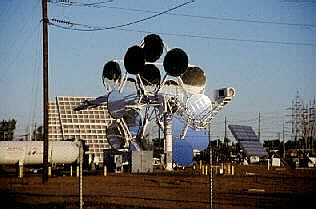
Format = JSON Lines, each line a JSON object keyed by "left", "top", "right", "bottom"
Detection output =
{"left": 1, "top": 164, "right": 315, "bottom": 209}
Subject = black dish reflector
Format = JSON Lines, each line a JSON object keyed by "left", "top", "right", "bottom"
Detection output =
{"left": 102, "top": 60, "right": 121, "bottom": 81}
{"left": 163, "top": 48, "right": 188, "bottom": 77}
{"left": 143, "top": 34, "right": 164, "bottom": 62}
{"left": 140, "top": 64, "right": 161, "bottom": 86}
{"left": 124, "top": 45, "right": 145, "bottom": 74}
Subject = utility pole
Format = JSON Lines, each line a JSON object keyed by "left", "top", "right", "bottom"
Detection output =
{"left": 208, "top": 123, "right": 214, "bottom": 209}
{"left": 283, "top": 121, "right": 285, "bottom": 159}
{"left": 312, "top": 98, "right": 315, "bottom": 155}
{"left": 258, "top": 112, "right": 261, "bottom": 141}
{"left": 42, "top": 0, "right": 49, "bottom": 184}
{"left": 224, "top": 116, "right": 227, "bottom": 146}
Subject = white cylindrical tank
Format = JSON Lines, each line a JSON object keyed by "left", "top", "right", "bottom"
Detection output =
{"left": 0, "top": 141, "right": 80, "bottom": 165}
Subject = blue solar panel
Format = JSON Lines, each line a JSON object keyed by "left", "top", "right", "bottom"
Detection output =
{"left": 228, "top": 125, "right": 268, "bottom": 157}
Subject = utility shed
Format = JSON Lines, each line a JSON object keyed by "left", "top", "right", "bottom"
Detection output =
{"left": 131, "top": 151, "right": 153, "bottom": 173}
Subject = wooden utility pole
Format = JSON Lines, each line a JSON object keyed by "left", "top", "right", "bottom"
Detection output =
{"left": 208, "top": 123, "right": 214, "bottom": 209}
{"left": 224, "top": 116, "right": 228, "bottom": 146}
{"left": 258, "top": 112, "right": 261, "bottom": 141}
{"left": 42, "top": 0, "right": 49, "bottom": 184}
{"left": 283, "top": 121, "right": 285, "bottom": 159}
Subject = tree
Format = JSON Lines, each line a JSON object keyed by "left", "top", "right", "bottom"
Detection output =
{"left": 0, "top": 119, "right": 17, "bottom": 141}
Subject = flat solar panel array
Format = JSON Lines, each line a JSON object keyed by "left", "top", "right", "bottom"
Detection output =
{"left": 48, "top": 96, "right": 114, "bottom": 164}
{"left": 228, "top": 125, "right": 268, "bottom": 157}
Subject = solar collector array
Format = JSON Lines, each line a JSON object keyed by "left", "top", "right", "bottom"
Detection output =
{"left": 228, "top": 125, "right": 268, "bottom": 157}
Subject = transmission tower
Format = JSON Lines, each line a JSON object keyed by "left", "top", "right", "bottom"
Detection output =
{"left": 289, "top": 91, "right": 316, "bottom": 154}
{"left": 291, "top": 91, "right": 304, "bottom": 146}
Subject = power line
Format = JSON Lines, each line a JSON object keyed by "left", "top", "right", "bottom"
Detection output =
{"left": 49, "top": 23, "right": 316, "bottom": 47}
{"left": 48, "top": 1, "right": 315, "bottom": 46}
{"left": 166, "top": 12, "right": 316, "bottom": 28}
{"left": 50, "top": 0, "right": 195, "bottom": 30}
{"left": 50, "top": 1, "right": 316, "bottom": 28}
{"left": 50, "top": 0, "right": 194, "bottom": 31}
{"left": 126, "top": 29, "right": 316, "bottom": 47}
{"left": 48, "top": 0, "right": 114, "bottom": 8}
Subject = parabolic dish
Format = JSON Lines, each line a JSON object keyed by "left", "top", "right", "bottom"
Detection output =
{"left": 173, "top": 139, "right": 193, "bottom": 166}
{"left": 159, "top": 79, "right": 185, "bottom": 99}
{"left": 186, "top": 94, "right": 212, "bottom": 120}
{"left": 140, "top": 64, "right": 161, "bottom": 86}
{"left": 102, "top": 60, "right": 122, "bottom": 91}
{"left": 143, "top": 33, "right": 164, "bottom": 62}
{"left": 107, "top": 90, "right": 137, "bottom": 119}
{"left": 102, "top": 60, "right": 122, "bottom": 81}
{"left": 184, "top": 130, "right": 209, "bottom": 151}
{"left": 180, "top": 66, "right": 207, "bottom": 94}
{"left": 123, "top": 109, "right": 142, "bottom": 137}
{"left": 181, "top": 66, "right": 206, "bottom": 87}
{"left": 163, "top": 48, "right": 188, "bottom": 77}
{"left": 124, "top": 45, "right": 145, "bottom": 75}
{"left": 106, "top": 123, "right": 126, "bottom": 150}
{"left": 164, "top": 79, "right": 179, "bottom": 86}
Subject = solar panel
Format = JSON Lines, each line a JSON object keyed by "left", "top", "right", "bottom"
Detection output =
{"left": 228, "top": 125, "right": 268, "bottom": 157}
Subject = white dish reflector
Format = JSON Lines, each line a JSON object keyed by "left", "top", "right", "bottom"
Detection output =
{"left": 186, "top": 94, "right": 212, "bottom": 120}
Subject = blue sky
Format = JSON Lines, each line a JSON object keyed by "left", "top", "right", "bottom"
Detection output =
{"left": 0, "top": 0, "right": 315, "bottom": 143}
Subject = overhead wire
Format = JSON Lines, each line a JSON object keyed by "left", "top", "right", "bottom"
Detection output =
{"left": 49, "top": 0, "right": 195, "bottom": 31}
{"left": 49, "top": 0, "right": 114, "bottom": 8}
{"left": 48, "top": 1, "right": 316, "bottom": 46}
{"left": 48, "top": 21, "right": 316, "bottom": 47}
{"left": 117, "top": 28, "right": 316, "bottom": 47}
{"left": 49, "top": 0, "right": 316, "bottom": 28}
{"left": 83, "top": 4, "right": 316, "bottom": 28}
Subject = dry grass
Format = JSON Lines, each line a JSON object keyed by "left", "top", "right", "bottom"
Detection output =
{"left": 1, "top": 164, "right": 315, "bottom": 209}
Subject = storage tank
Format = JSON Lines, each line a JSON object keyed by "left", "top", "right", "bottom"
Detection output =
{"left": 0, "top": 141, "right": 80, "bottom": 165}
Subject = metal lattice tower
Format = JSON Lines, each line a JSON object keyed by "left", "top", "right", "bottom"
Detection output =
{"left": 291, "top": 91, "right": 304, "bottom": 144}
{"left": 289, "top": 91, "right": 315, "bottom": 152}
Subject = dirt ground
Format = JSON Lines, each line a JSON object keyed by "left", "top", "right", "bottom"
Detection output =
{"left": 1, "top": 164, "right": 315, "bottom": 209}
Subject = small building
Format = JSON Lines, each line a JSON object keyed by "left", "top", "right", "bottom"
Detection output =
{"left": 131, "top": 150, "right": 153, "bottom": 173}
{"left": 103, "top": 149, "right": 130, "bottom": 173}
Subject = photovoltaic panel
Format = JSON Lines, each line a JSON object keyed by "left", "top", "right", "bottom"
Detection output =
{"left": 228, "top": 125, "right": 268, "bottom": 157}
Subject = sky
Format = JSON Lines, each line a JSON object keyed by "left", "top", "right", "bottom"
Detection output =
{"left": 0, "top": 0, "right": 315, "bottom": 143}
